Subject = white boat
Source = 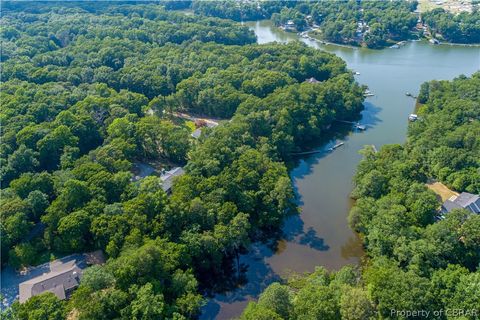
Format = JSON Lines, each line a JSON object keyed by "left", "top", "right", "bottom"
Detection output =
{"left": 329, "top": 142, "right": 345, "bottom": 151}
{"left": 364, "top": 89, "right": 374, "bottom": 97}
{"left": 355, "top": 124, "right": 366, "bottom": 131}
{"left": 408, "top": 114, "right": 418, "bottom": 121}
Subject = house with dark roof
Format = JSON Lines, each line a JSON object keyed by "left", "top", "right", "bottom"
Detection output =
{"left": 19, "top": 260, "right": 82, "bottom": 303}
{"left": 160, "top": 167, "right": 185, "bottom": 193}
{"left": 2, "top": 251, "right": 105, "bottom": 306}
{"left": 441, "top": 192, "right": 480, "bottom": 214}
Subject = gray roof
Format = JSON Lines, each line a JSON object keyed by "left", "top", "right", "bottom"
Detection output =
{"left": 441, "top": 199, "right": 462, "bottom": 214}
{"left": 160, "top": 167, "right": 185, "bottom": 193}
{"left": 306, "top": 77, "right": 320, "bottom": 84}
{"left": 19, "top": 260, "right": 82, "bottom": 303}
{"left": 442, "top": 192, "right": 480, "bottom": 214}
{"left": 2, "top": 251, "right": 105, "bottom": 307}
{"left": 191, "top": 128, "right": 202, "bottom": 139}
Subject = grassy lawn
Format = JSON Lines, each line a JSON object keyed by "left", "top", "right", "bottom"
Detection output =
{"left": 169, "top": 116, "right": 196, "bottom": 133}
{"left": 426, "top": 181, "right": 459, "bottom": 202}
{"left": 184, "top": 120, "right": 196, "bottom": 132}
{"left": 418, "top": 0, "right": 440, "bottom": 12}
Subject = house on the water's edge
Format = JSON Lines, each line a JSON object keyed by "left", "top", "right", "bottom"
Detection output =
{"left": 441, "top": 192, "right": 480, "bottom": 214}
{"left": 284, "top": 20, "right": 296, "bottom": 31}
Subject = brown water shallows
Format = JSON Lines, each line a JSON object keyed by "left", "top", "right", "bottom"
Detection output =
{"left": 201, "top": 20, "right": 480, "bottom": 320}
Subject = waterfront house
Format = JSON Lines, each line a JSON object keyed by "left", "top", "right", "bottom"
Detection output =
{"left": 284, "top": 20, "right": 296, "bottom": 31}
{"left": 441, "top": 192, "right": 480, "bottom": 214}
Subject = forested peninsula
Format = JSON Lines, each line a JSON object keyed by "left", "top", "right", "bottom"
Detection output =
{"left": 1, "top": 3, "right": 364, "bottom": 319}
{"left": 240, "top": 73, "right": 480, "bottom": 319}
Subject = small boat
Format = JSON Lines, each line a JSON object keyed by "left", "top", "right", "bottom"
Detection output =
{"left": 429, "top": 38, "right": 440, "bottom": 45}
{"left": 354, "top": 71, "right": 360, "bottom": 75}
{"left": 364, "top": 89, "right": 375, "bottom": 97}
{"left": 329, "top": 142, "right": 345, "bottom": 151}
{"left": 405, "top": 92, "right": 412, "bottom": 96}
{"left": 355, "top": 124, "right": 366, "bottom": 131}
{"left": 408, "top": 114, "right": 418, "bottom": 121}
{"left": 390, "top": 44, "right": 400, "bottom": 49}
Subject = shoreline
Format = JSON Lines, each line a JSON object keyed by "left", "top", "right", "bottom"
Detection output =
{"left": 306, "top": 33, "right": 480, "bottom": 50}
{"left": 436, "top": 41, "right": 480, "bottom": 47}
{"left": 298, "top": 26, "right": 480, "bottom": 50}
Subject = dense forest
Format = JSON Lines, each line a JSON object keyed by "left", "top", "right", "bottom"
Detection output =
{"left": 0, "top": 2, "right": 365, "bottom": 319}
{"left": 192, "top": 0, "right": 480, "bottom": 48}
{"left": 242, "top": 74, "right": 480, "bottom": 319}
{"left": 423, "top": 8, "right": 480, "bottom": 44}
{"left": 191, "top": 0, "right": 295, "bottom": 21}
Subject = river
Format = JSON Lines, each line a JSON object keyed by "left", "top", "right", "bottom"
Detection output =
{"left": 201, "top": 20, "right": 480, "bottom": 320}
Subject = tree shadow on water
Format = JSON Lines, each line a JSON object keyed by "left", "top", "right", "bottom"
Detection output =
{"left": 200, "top": 244, "right": 282, "bottom": 320}
{"left": 298, "top": 227, "right": 330, "bottom": 251}
{"left": 281, "top": 214, "right": 330, "bottom": 252}
{"left": 360, "top": 101, "right": 382, "bottom": 128}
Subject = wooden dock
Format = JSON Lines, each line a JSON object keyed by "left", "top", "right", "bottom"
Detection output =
{"left": 334, "top": 119, "right": 366, "bottom": 130}
{"left": 335, "top": 119, "right": 357, "bottom": 124}
{"left": 329, "top": 142, "right": 344, "bottom": 151}
{"left": 291, "top": 149, "right": 323, "bottom": 156}
{"left": 290, "top": 141, "right": 345, "bottom": 155}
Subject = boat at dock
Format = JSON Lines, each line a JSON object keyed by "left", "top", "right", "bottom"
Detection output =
{"left": 364, "top": 89, "right": 374, "bottom": 97}
{"left": 390, "top": 41, "right": 407, "bottom": 49}
{"left": 334, "top": 119, "right": 366, "bottom": 131}
{"left": 329, "top": 142, "right": 345, "bottom": 151}
{"left": 355, "top": 124, "right": 366, "bottom": 131}
{"left": 408, "top": 114, "right": 418, "bottom": 121}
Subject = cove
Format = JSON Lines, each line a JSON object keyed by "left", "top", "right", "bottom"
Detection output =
{"left": 201, "top": 19, "right": 480, "bottom": 320}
